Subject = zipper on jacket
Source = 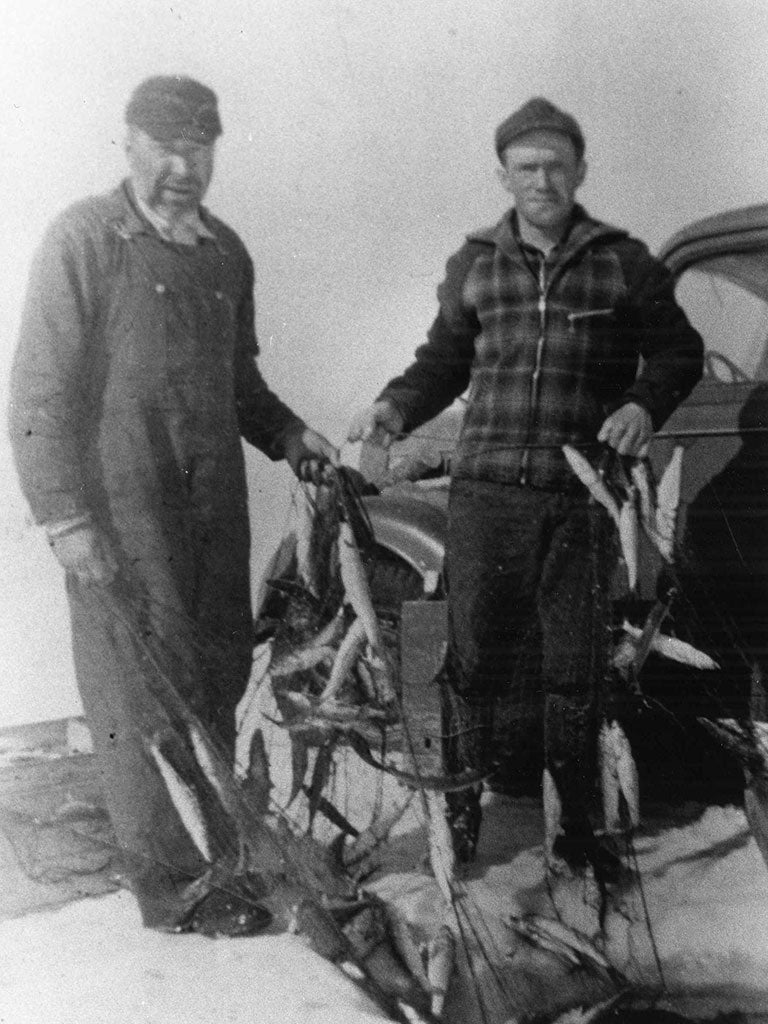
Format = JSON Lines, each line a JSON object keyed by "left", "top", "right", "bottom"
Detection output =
{"left": 519, "top": 256, "right": 548, "bottom": 485}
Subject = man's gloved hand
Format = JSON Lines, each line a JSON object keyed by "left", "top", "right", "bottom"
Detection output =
{"left": 283, "top": 426, "right": 340, "bottom": 485}
{"left": 598, "top": 401, "right": 653, "bottom": 457}
{"left": 347, "top": 400, "right": 404, "bottom": 450}
{"left": 49, "top": 525, "right": 119, "bottom": 586}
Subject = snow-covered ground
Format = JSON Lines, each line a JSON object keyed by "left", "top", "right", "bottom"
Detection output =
{"left": 2, "top": 706, "right": 768, "bottom": 1024}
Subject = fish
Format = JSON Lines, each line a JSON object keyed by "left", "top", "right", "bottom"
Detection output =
{"left": 294, "top": 484, "right": 318, "bottom": 593}
{"left": 620, "top": 621, "right": 719, "bottom": 671}
{"left": 188, "top": 721, "right": 242, "bottom": 822}
{"left": 653, "top": 445, "right": 684, "bottom": 561}
{"left": 505, "top": 914, "right": 617, "bottom": 977}
{"left": 338, "top": 519, "right": 386, "bottom": 650}
{"left": 542, "top": 767, "right": 563, "bottom": 862}
{"left": 599, "top": 719, "right": 639, "bottom": 832}
{"left": 424, "top": 791, "right": 456, "bottom": 908}
{"left": 148, "top": 737, "right": 212, "bottom": 862}
{"left": 260, "top": 468, "right": 401, "bottom": 834}
{"left": 617, "top": 487, "right": 639, "bottom": 593}
{"left": 102, "top": 587, "right": 441, "bottom": 1024}
{"left": 386, "top": 904, "right": 432, "bottom": 993}
{"left": 562, "top": 445, "right": 620, "bottom": 525}
{"left": 343, "top": 792, "right": 415, "bottom": 874}
{"left": 698, "top": 715, "right": 768, "bottom": 876}
{"left": 361, "top": 644, "right": 400, "bottom": 709}
{"left": 269, "top": 611, "right": 344, "bottom": 678}
{"left": 425, "top": 925, "right": 455, "bottom": 1019}
{"left": 347, "top": 733, "right": 493, "bottom": 793}
{"left": 630, "top": 456, "right": 657, "bottom": 533}
{"left": 321, "top": 617, "right": 368, "bottom": 701}
{"left": 612, "top": 597, "right": 673, "bottom": 683}
{"left": 276, "top": 691, "right": 394, "bottom": 733}
{"left": 549, "top": 990, "right": 630, "bottom": 1024}
{"left": 696, "top": 717, "right": 767, "bottom": 775}
{"left": 339, "top": 899, "right": 438, "bottom": 1017}
{"left": 614, "top": 731, "right": 639, "bottom": 830}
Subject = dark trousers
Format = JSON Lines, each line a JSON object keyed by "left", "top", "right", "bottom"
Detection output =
{"left": 441, "top": 479, "right": 616, "bottom": 825}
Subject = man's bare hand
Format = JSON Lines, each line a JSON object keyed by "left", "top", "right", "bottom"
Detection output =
{"left": 284, "top": 426, "right": 340, "bottom": 485}
{"left": 347, "top": 401, "right": 404, "bottom": 449}
{"left": 597, "top": 401, "right": 653, "bottom": 457}
{"left": 50, "top": 526, "right": 119, "bottom": 586}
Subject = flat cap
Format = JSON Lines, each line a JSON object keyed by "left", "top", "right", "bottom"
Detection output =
{"left": 494, "top": 97, "right": 584, "bottom": 161}
{"left": 125, "top": 75, "right": 222, "bottom": 144}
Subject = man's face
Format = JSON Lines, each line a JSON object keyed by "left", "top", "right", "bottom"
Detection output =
{"left": 498, "top": 130, "right": 586, "bottom": 237}
{"left": 125, "top": 127, "right": 215, "bottom": 214}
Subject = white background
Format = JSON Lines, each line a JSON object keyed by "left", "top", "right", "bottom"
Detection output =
{"left": 3, "top": 0, "right": 768, "bottom": 726}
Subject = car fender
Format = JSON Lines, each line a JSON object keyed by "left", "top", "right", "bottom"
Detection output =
{"left": 363, "top": 492, "right": 447, "bottom": 594}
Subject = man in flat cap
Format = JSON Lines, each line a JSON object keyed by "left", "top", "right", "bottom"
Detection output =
{"left": 9, "top": 75, "right": 337, "bottom": 935}
{"left": 349, "top": 97, "right": 703, "bottom": 879}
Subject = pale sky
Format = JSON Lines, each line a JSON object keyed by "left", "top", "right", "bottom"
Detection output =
{"left": 2, "top": 0, "right": 768, "bottom": 725}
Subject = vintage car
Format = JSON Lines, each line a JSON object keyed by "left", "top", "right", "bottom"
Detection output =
{"left": 359, "top": 204, "right": 768, "bottom": 800}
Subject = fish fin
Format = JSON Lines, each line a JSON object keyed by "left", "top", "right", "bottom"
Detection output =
{"left": 306, "top": 743, "right": 335, "bottom": 830}
{"left": 288, "top": 735, "right": 310, "bottom": 805}
{"left": 253, "top": 532, "right": 298, "bottom": 621}
{"left": 303, "top": 788, "right": 359, "bottom": 837}
{"left": 266, "top": 577, "right": 322, "bottom": 609}
{"left": 240, "top": 728, "right": 272, "bottom": 818}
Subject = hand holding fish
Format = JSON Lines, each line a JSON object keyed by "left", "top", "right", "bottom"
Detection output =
{"left": 347, "top": 400, "right": 404, "bottom": 449}
{"left": 284, "top": 425, "right": 340, "bottom": 484}
{"left": 597, "top": 402, "right": 652, "bottom": 457}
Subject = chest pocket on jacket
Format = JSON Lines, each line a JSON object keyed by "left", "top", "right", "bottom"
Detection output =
{"left": 569, "top": 304, "right": 637, "bottom": 403}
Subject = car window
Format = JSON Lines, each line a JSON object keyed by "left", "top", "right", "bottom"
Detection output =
{"left": 675, "top": 261, "right": 768, "bottom": 383}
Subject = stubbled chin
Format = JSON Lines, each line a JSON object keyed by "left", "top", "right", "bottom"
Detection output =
{"left": 161, "top": 190, "right": 199, "bottom": 210}
{"left": 525, "top": 204, "right": 565, "bottom": 225}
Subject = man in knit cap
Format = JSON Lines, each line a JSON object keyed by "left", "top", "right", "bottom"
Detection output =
{"left": 349, "top": 97, "right": 703, "bottom": 880}
{"left": 9, "top": 75, "right": 337, "bottom": 935}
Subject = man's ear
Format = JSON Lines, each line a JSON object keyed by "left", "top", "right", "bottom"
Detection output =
{"left": 576, "top": 159, "right": 587, "bottom": 188}
{"left": 496, "top": 163, "right": 514, "bottom": 194}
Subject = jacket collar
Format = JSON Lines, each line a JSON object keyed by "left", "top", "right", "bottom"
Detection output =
{"left": 105, "top": 180, "right": 228, "bottom": 253}
{"left": 467, "top": 204, "right": 627, "bottom": 268}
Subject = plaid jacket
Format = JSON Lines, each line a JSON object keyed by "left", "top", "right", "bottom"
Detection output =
{"left": 380, "top": 206, "right": 703, "bottom": 490}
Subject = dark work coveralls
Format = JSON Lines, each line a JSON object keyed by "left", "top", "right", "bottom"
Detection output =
{"left": 9, "top": 183, "right": 303, "bottom": 925}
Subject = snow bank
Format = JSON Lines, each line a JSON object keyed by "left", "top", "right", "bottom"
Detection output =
{"left": 0, "top": 890, "right": 390, "bottom": 1024}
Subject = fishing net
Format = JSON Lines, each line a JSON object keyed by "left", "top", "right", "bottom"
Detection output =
{"left": 2, "top": 450, "right": 766, "bottom": 1024}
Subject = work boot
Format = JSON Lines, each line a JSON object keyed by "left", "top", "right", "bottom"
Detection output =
{"left": 446, "top": 787, "right": 483, "bottom": 864}
{"left": 170, "top": 876, "right": 273, "bottom": 938}
{"left": 551, "top": 823, "right": 624, "bottom": 886}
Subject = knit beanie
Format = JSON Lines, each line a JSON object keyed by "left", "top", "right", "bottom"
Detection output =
{"left": 495, "top": 97, "right": 584, "bottom": 161}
